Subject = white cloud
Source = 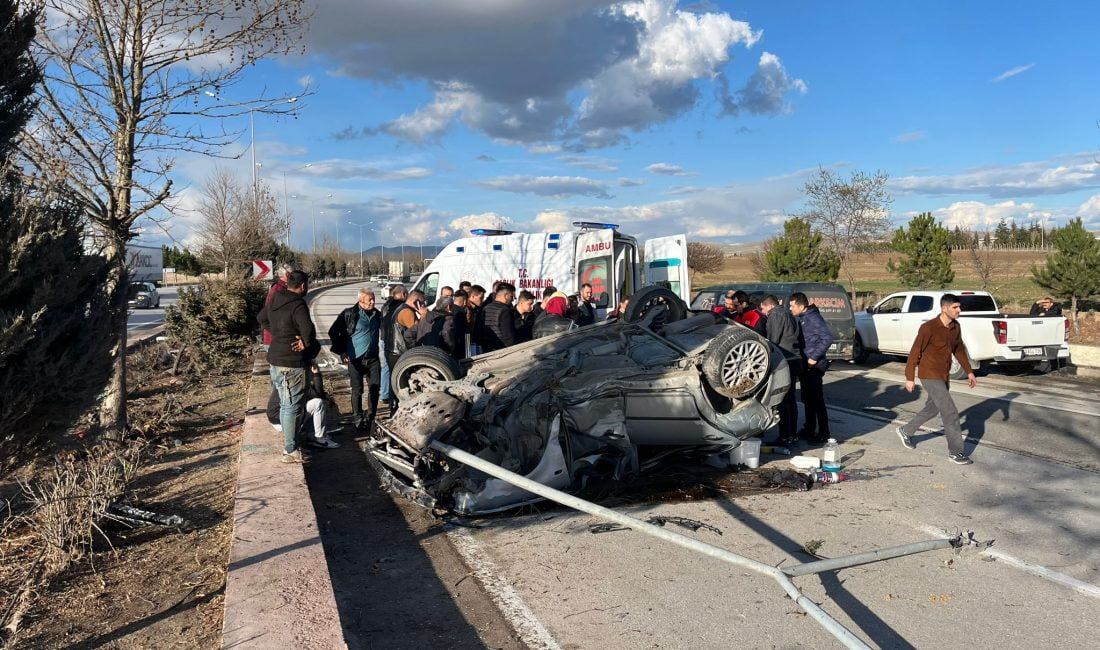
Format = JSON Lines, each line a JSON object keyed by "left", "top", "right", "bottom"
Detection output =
{"left": 991, "top": 63, "right": 1035, "bottom": 83}
{"left": 931, "top": 200, "right": 1052, "bottom": 230}
{"left": 476, "top": 175, "right": 613, "bottom": 198}
{"left": 646, "top": 162, "right": 699, "bottom": 176}
{"left": 718, "top": 51, "right": 807, "bottom": 116}
{"left": 449, "top": 212, "right": 514, "bottom": 234}
{"left": 1076, "top": 194, "right": 1100, "bottom": 218}
{"left": 665, "top": 185, "right": 704, "bottom": 195}
{"left": 298, "top": 159, "right": 433, "bottom": 181}
{"left": 893, "top": 130, "right": 926, "bottom": 144}
{"left": 297, "top": 74, "right": 314, "bottom": 88}
{"left": 892, "top": 152, "right": 1100, "bottom": 198}
{"left": 557, "top": 155, "right": 619, "bottom": 172}
{"left": 618, "top": 177, "right": 644, "bottom": 186}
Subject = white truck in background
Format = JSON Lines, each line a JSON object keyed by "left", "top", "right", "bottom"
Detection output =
{"left": 125, "top": 245, "right": 163, "bottom": 285}
{"left": 853, "top": 290, "right": 1070, "bottom": 376}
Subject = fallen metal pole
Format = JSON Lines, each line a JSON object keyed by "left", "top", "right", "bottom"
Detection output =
{"left": 782, "top": 538, "right": 958, "bottom": 577}
{"left": 431, "top": 441, "right": 872, "bottom": 650}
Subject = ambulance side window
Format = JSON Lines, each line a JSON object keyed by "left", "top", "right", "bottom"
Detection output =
{"left": 419, "top": 272, "right": 439, "bottom": 305}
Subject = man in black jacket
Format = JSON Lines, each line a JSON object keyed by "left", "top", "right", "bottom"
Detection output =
{"left": 258, "top": 271, "right": 318, "bottom": 463}
{"left": 379, "top": 284, "right": 407, "bottom": 412}
{"left": 790, "top": 292, "right": 834, "bottom": 444}
{"left": 760, "top": 295, "right": 803, "bottom": 449}
{"left": 480, "top": 282, "right": 518, "bottom": 352}
{"left": 328, "top": 287, "right": 383, "bottom": 430}
{"left": 574, "top": 283, "right": 597, "bottom": 326}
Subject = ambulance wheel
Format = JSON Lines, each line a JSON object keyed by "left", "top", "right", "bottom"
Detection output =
{"left": 391, "top": 347, "right": 463, "bottom": 402}
{"left": 624, "top": 286, "right": 687, "bottom": 331}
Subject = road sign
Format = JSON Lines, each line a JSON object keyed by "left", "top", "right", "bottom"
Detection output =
{"left": 252, "top": 260, "right": 273, "bottom": 281}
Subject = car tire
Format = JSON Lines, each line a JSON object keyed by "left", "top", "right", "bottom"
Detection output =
{"left": 949, "top": 355, "right": 980, "bottom": 379}
{"left": 701, "top": 328, "right": 772, "bottom": 399}
{"left": 623, "top": 286, "right": 687, "bottom": 330}
{"left": 851, "top": 333, "right": 869, "bottom": 364}
{"left": 391, "top": 346, "right": 464, "bottom": 401}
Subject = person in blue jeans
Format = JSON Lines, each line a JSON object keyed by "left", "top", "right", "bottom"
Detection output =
{"left": 258, "top": 271, "right": 319, "bottom": 463}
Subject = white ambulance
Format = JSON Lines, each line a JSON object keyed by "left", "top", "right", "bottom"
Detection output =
{"left": 410, "top": 222, "right": 691, "bottom": 313}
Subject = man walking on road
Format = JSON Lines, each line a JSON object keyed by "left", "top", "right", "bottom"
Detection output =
{"left": 760, "top": 295, "right": 802, "bottom": 449}
{"left": 789, "top": 292, "right": 833, "bottom": 444}
{"left": 328, "top": 288, "right": 383, "bottom": 431}
{"left": 897, "top": 293, "right": 977, "bottom": 465}
{"left": 258, "top": 271, "right": 319, "bottom": 463}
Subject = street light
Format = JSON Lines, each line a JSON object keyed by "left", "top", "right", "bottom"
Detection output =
{"left": 349, "top": 220, "right": 374, "bottom": 278}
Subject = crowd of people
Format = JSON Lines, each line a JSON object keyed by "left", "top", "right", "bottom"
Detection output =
{"left": 256, "top": 268, "right": 610, "bottom": 463}
{"left": 261, "top": 269, "right": 988, "bottom": 466}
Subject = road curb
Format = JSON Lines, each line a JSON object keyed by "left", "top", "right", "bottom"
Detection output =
{"left": 220, "top": 354, "right": 346, "bottom": 649}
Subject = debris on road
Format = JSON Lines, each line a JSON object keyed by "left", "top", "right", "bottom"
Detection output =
{"left": 646, "top": 515, "right": 722, "bottom": 536}
{"left": 589, "top": 522, "right": 631, "bottom": 534}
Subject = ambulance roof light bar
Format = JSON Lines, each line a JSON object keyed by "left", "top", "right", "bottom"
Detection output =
{"left": 572, "top": 221, "right": 619, "bottom": 231}
{"left": 470, "top": 228, "right": 516, "bottom": 236}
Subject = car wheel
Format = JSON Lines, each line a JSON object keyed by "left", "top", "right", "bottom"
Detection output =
{"left": 623, "top": 286, "right": 687, "bottom": 330}
{"left": 949, "top": 355, "right": 979, "bottom": 379}
{"left": 391, "top": 346, "right": 464, "bottom": 401}
{"left": 851, "top": 334, "right": 869, "bottom": 364}
{"left": 702, "top": 328, "right": 772, "bottom": 399}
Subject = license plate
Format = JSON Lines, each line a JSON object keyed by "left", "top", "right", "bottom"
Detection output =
{"left": 1024, "top": 347, "right": 1042, "bottom": 356}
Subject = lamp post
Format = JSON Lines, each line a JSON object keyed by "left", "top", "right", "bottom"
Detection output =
{"left": 349, "top": 220, "right": 374, "bottom": 278}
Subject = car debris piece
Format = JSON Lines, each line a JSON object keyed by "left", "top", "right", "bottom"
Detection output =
{"left": 749, "top": 468, "right": 815, "bottom": 491}
{"left": 589, "top": 522, "right": 632, "bottom": 534}
{"left": 106, "top": 502, "right": 189, "bottom": 529}
{"left": 368, "top": 287, "right": 793, "bottom": 515}
{"left": 646, "top": 515, "right": 722, "bottom": 536}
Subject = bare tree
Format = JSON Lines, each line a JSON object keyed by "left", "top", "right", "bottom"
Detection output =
{"left": 686, "top": 241, "right": 725, "bottom": 280}
{"left": 963, "top": 241, "right": 999, "bottom": 295}
{"left": 799, "top": 168, "right": 893, "bottom": 301}
{"left": 23, "top": 0, "right": 308, "bottom": 433}
{"left": 196, "top": 169, "right": 244, "bottom": 276}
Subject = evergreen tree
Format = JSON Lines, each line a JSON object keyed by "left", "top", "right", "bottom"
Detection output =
{"left": 982, "top": 231, "right": 991, "bottom": 247}
{"left": 994, "top": 218, "right": 1011, "bottom": 247}
{"left": 887, "top": 212, "right": 955, "bottom": 288}
{"left": 1031, "top": 217, "right": 1100, "bottom": 329}
{"left": 1, "top": 0, "right": 112, "bottom": 454}
{"left": 757, "top": 217, "right": 841, "bottom": 282}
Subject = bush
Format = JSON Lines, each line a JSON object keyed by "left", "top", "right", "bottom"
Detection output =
{"left": 165, "top": 277, "right": 266, "bottom": 372}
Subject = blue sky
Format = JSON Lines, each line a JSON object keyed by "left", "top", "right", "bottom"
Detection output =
{"left": 155, "top": 0, "right": 1100, "bottom": 252}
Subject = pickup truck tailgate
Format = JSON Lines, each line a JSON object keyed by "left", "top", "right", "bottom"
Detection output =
{"left": 1008, "top": 317, "right": 1065, "bottom": 346}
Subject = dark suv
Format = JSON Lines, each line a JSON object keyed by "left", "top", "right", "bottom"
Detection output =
{"left": 691, "top": 282, "right": 856, "bottom": 361}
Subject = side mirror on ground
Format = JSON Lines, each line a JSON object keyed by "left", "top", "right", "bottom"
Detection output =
{"left": 594, "top": 292, "right": 609, "bottom": 308}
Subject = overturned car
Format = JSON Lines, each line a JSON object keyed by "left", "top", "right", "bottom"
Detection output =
{"left": 367, "top": 287, "right": 792, "bottom": 515}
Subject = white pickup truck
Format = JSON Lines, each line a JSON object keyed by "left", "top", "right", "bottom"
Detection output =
{"left": 853, "top": 290, "right": 1070, "bottom": 376}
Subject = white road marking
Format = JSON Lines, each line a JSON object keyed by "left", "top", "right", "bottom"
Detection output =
{"left": 828, "top": 367, "right": 1100, "bottom": 417}
{"left": 447, "top": 528, "right": 562, "bottom": 650}
{"left": 916, "top": 525, "right": 1100, "bottom": 600}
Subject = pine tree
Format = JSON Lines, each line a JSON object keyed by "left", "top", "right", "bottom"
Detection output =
{"left": 1031, "top": 217, "right": 1100, "bottom": 329}
{"left": 887, "top": 212, "right": 955, "bottom": 288}
{"left": 757, "top": 217, "right": 841, "bottom": 282}
{"left": 994, "top": 218, "right": 1011, "bottom": 247}
{"left": 1, "top": 0, "right": 112, "bottom": 453}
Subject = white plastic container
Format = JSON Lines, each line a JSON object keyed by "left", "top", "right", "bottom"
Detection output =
{"left": 731, "top": 438, "right": 762, "bottom": 469}
{"left": 790, "top": 455, "right": 822, "bottom": 469}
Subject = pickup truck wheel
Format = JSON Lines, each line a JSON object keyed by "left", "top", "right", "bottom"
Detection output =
{"left": 851, "top": 334, "right": 869, "bottom": 364}
{"left": 391, "top": 347, "right": 464, "bottom": 402}
{"left": 624, "top": 286, "right": 687, "bottom": 331}
{"left": 949, "top": 356, "right": 980, "bottom": 380}
{"left": 702, "top": 328, "right": 772, "bottom": 399}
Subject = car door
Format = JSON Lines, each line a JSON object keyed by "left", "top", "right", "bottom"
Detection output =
{"left": 871, "top": 294, "right": 907, "bottom": 352}
{"left": 576, "top": 229, "right": 614, "bottom": 312}
{"left": 897, "top": 294, "right": 935, "bottom": 351}
{"left": 642, "top": 234, "right": 691, "bottom": 303}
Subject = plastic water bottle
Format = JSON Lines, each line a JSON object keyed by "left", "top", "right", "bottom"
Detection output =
{"left": 813, "top": 470, "right": 846, "bottom": 484}
{"left": 822, "top": 438, "right": 841, "bottom": 472}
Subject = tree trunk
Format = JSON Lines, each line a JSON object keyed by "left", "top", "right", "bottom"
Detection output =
{"left": 1071, "top": 294, "right": 1078, "bottom": 337}
{"left": 99, "top": 238, "right": 130, "bottom": 436}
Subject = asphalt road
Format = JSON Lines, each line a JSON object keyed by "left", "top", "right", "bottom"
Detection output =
{"left": 126, "top": 285, "right": 180, "bottom": 338}
{"left": 303, "top": 285, "right": 1100, "bottom": 649}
